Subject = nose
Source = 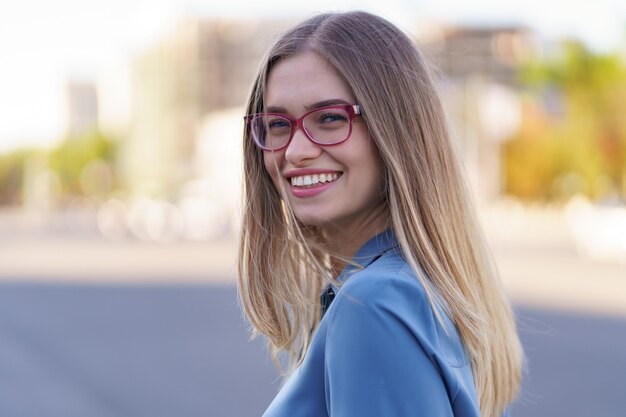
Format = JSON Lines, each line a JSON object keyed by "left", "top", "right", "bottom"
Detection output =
{"left": 284, "top": 127, "right": 322, "bottom": 166}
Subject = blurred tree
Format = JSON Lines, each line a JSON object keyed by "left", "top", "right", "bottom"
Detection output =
{"left": 0, "top": 149, "right": 32, "bottom": 205}
{"left": 504, "top": 41, "right": 626, "bottom": 201}
{"left": 0, "top": 131, "right": 120, "bottom": 207}
{"left": 48, "top": 130, "right": 119, "bottom": 201}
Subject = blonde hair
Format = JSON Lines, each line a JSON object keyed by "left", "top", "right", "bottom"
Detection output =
{"left": 237, "top": 11, "right": 522, "bottom": 417}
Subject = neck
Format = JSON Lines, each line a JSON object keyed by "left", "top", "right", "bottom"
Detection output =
{"left": 321, "top": 203, "right": 389, "bottom": 276}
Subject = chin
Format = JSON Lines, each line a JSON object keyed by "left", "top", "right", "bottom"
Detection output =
{"left": 290, "top": 207, "right": 334, "bottom": 227}
{"left": 294, "top": 211, "right": 353, "bottom": 232}
{"left": 293, "top": 214, "right": 329, "bottom": 227}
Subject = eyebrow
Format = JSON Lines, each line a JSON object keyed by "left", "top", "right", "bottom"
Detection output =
{"left": 266, "top": 98, "right": 351, "bottom": 114}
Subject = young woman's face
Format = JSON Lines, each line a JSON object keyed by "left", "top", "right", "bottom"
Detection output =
{"left": 263, "top": 51, "right": 385, "bottom": 230}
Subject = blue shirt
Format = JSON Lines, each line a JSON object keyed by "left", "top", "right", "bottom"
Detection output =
{"left": 262, "top": 229, "right": 497, "bottom": 417}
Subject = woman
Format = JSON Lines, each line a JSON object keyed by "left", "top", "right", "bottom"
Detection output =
{"left": 238, "top": 11, "right": 523, "bottom": 417}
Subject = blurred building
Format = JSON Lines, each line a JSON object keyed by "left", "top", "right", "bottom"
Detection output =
{"left": 422, "top": 25, "right": 540, "bottom": 201}
{"left": 430, "top": 26, "right": 536, "bottom": 85}
{"left": 65, "top": 80, "right": 99, "bottom": 136}
{"left": 18, "top": 80, "right": 99, "bottom": 212}
{"left": 121, "top": 18, "right": 293, "bottom": 199}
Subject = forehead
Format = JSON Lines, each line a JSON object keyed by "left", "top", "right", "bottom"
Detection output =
{"left": 265, "top": 51, "right": 355, "bottom": 111}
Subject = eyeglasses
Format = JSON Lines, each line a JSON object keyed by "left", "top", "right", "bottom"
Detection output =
{"left": 245, "top": 104, "right": 361, "bottom": 151}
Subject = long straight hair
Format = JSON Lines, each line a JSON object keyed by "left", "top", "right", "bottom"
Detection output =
{"left": 237, "top": 11, "right": 522, "bottom": 417}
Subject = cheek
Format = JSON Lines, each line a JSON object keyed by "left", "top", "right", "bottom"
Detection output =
{"left": 356, "top": 142, "right": 386, "bottom": 198}
{"left": 263, "top": 151, "right": 283, "bottom": 189}
{"left": 370, "top": 148, "right": 386, "bottom": 192}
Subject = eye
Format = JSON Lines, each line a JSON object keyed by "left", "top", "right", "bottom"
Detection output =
{"left": 268, "top": 118, "right": 288, "bottom": 128}
{"left": 318, "top": 112, "right": 347, "bottom": 123}
{"left": 268, "top": 118, "right": 290, "bottom": 129}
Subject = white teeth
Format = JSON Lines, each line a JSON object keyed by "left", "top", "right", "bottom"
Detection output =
{"left": 289, "top": 172, "right": 340, "bottom": 188}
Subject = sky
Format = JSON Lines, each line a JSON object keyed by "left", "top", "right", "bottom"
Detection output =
{"left": 0, "top": 0, "right": 625, "bottom": 152}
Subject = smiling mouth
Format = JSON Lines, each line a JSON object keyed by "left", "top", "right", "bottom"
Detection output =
{"left": 289, "top": 173, "right": 341, "bottom": 188}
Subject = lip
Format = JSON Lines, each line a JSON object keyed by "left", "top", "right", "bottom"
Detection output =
{"left": 290, "top": 180, "right": 338, "bottom": 198}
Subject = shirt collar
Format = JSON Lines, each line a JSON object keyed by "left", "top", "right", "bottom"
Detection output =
{"left": 332, "top": 228, "right": 399, "bottom": 290}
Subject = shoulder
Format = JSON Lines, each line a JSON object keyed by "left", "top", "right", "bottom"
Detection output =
{"left": 332, "top": 250, "right": 430, "bottom": 321}
{"left": 327, "top": 250, "right": 469, "bottom": 368}
{"left": 323, "top": 251, "right": 471, "bottom": 409}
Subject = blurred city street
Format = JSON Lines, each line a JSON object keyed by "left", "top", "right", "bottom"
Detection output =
{"left": 1, "top": 206, "right": 625, "bottom": 417}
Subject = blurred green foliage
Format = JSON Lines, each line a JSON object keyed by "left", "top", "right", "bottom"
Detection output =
{"left": 49, "top": 130, "right": 118, "bottom": 198}
{"left": 0, "top": 130, "right": 119, "bottom": 206}
{"left": 0, "top": 149, "right": 32, "bottom": 205}
{"left": 504, "top": 41, "right": 626, "bottom": 201}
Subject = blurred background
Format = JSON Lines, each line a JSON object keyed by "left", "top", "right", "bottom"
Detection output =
{"left": 1, "top": 1, "right": 625, "bottom": 416}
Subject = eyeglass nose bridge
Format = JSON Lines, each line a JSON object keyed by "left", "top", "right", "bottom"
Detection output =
{"left": 286, "top": 116, "right": 316, "bottom": 147}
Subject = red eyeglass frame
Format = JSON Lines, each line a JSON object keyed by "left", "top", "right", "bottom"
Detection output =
{"left": 244, "top": 104, "right": 361, "bottom": 151}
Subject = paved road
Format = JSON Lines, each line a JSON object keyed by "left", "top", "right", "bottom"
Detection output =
{"left": 511, "top": 307, "right": 626, "bottom": 417}
{"left": 0, "top": 282, "right": 624, "bottom": 417}
{"left": 0, "top": 283, "right": 276, "bottom": 417}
